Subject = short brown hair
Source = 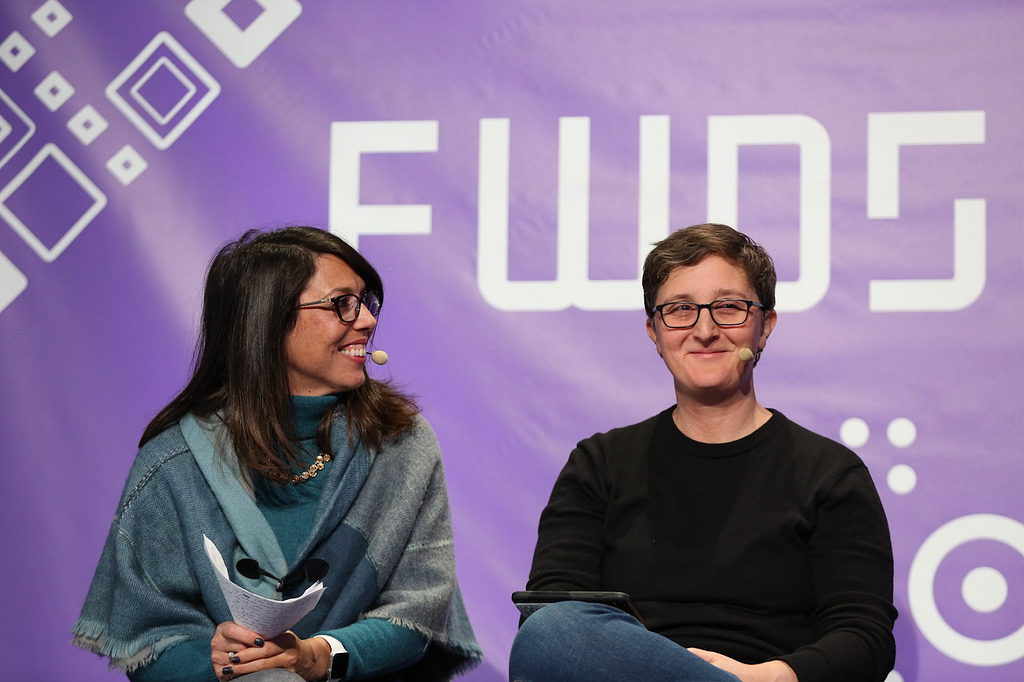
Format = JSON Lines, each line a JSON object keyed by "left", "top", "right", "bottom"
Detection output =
{"left": 642, "top": 223, "right": 777, "bottom": 315}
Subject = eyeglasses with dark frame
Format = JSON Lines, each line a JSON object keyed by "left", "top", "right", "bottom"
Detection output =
{"left": 650, "top": 298, "right": 765, "bottom": 329}
{"left": 295, "top": 291, "right": 381, "bottom": 324}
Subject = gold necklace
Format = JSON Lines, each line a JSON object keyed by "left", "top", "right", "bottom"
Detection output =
{"left": 268, "top": 453, "right": 332, "bottom": 485}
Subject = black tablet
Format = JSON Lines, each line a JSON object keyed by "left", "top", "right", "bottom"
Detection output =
{"left": 511, "top": 590, "right": 644, "bottom": 623}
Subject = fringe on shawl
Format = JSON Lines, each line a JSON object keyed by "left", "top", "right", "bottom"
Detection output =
{"left": 378, "top": 615, "right": 484, "bottom": 678}
{"left": 71, "top": 617, "right": 187, "bottom": 673}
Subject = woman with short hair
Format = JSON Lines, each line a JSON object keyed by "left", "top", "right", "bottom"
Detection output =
{"left": 510, "top": 223, "right": 896, "bottom": 682}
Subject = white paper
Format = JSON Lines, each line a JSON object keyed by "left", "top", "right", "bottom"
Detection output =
{"left": 203, "top": 534, "right": 326, "bottom": 639}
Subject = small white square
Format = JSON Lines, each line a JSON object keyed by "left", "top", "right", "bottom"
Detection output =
{"left": 0, "top": 31, "right": 36, "bottom": 72}
{"left": 34, "top": 71, "right": 74, "bottom": 111}
{"left": 67, "top": 104, "right": 108, "bottom": 145}
{"left": 32, "top": 0, "right": 73, "bottom": 38}
{"left": 106, "top": 144, "right": 147, "bottom": 186}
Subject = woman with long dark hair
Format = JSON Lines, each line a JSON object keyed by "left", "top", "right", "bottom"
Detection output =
{"left": 73, "top": 227, "right": 481, "bottom": 682}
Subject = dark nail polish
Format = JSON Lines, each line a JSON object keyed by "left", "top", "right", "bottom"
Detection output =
{"left": 222, "top": 666, "right": 233, "bottom": 676}
{"left": 230, "top": 655, "right": 241, "bottom": 664}
{"left": 254, "top": 637, "right": 264, "bottom": 647}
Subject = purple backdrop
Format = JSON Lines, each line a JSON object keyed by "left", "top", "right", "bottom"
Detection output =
{"left": 1, "top": 2, "right": 1022, "bottom": 681}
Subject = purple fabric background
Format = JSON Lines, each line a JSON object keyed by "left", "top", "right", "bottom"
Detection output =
{"left": 1, "top": 1, "right": 1022, "bottom": 680}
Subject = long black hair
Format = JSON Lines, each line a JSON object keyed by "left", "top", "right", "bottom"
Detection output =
{"left": 140, "top": 227, "right": 418, "bottom": 482}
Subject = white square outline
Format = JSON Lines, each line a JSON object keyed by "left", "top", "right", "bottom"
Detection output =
{"left": 0, "top": 31, "right": 36, "bottom": 72}
{"left": 0, "top": 143, "right": 107, "bottom": 262}
{"left": 129, "top": 56, "right": 198, "bottom": 126}
{"left": 0, "top": 247, "right": 28, "bottom": 315}
{"left": 32, "top": 0, "right": 73, "bottom": 38}
{"left": 67, "top": 104, "right": 109, "bottom": 145}
{"left": 34, "top": 70, "right": 75, "bottom": 112}
{"left": 106, "top": 144, "right": 148, "bottom": 186}
{"left": 0, "top": 88, "right": 36, "bottom": 171}
{"left": 0, "top": 113, "right": 10, "bottom": 145}
{"left": 106, "top": 32, "right": 220, "bottom": 150}
{"left": 185, "top": 0, "right": 302, "bottom": 69}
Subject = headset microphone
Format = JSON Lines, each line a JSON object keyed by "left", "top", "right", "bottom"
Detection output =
{"left": 738, "top": 348, "right": 754, "bottom": 362}
{"left": 370, "top": 350, "right": 389, "bottom": 365}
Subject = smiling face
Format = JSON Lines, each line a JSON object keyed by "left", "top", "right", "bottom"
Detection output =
{"left": 646, "top": 255, "right": 776, "bottom": 404}
{"left": 284, "top": 254, "right": 377, "bottom": 396}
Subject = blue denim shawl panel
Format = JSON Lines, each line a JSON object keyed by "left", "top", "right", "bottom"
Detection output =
{"left": 72, "top": 424, "right": 249, "bottom": 671}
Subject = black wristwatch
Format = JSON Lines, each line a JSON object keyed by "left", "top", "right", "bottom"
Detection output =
{"left": 328, "top": 648, "right": 349, "bottom": 680}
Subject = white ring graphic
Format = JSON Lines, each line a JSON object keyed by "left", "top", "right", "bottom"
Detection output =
{"left": 908, "top": 513, "right": 1024, "bottom": 666}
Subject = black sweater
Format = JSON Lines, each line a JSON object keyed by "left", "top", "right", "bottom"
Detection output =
{"left": 527, "top": 408, "right": 897, "bottom": 682}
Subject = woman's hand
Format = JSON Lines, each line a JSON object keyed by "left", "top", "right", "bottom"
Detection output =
{"left": 211, "top": 622, "right": 331, "bottom": 681}
{"left": 687, "top": 648, "right": 798, "bottom": 682}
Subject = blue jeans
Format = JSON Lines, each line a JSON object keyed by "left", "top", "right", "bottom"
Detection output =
{"left": 509, "top": 601, "right": 741, "bottom": 682}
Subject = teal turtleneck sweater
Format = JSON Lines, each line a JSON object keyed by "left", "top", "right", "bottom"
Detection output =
{"left": 129, "top": 396, "right": 428, "bottom": 681}
{"left": 254, "top": 395, "right": 343, "bottom": 567}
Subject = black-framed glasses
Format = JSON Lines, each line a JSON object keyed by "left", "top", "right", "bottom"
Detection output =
{"left": 296, "top": 291, "right": 381, "bottom": 324}
{"left": 650, "top": 299, "right": 765, "bottom": 329}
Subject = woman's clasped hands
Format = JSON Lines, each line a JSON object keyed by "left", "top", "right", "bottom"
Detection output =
{"left": 211, "top": 622, "right": 331, "bottom": 681}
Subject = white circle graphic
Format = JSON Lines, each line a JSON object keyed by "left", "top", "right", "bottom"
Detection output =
{"left": 909, "top": 514, "right": 1024, "bottom": 666}
{"left": 887, "top": 464, "right": 917, "bottom": 495}
{"left": 883, "top": 671, "right": 904, "bottom": 682}
{"left": 887, "top": 417, "right": 917, "bottom": 448}
{"left": 840, "top": 417, "right": 870, "bottom": 448}
{"left": 962, "top": 566, "right": 1008, "bottom": 614}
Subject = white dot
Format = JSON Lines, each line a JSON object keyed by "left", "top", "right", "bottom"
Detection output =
{"left": 887, "top": 464, "right": 917, "bottom": 495}
{"left": 887, "top": 417, "right": 917, "bottom": 448}
{"left": 884, "top": 671, "right": 904, "bottom": 682}
{"left": 962, "top": 566, "right": 1008, "bottom": 613}
{"left": 840, "top": 417, "right": 870, "bottom": 448}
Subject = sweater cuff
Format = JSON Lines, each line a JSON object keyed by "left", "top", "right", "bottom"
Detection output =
{"left": 778, "top": 649, "right": 831, "bottom": 682}
{"left": 316, "top": 618, "right": 428, "bottom": 679}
